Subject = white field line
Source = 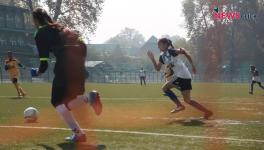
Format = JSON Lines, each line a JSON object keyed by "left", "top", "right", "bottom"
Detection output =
{"left": 0, "top": 125, "right": 263, "bottom": 143}
{"left": 0, "top": 96, "right": 263, "bottom": 105}
{"left": 140, "top": 117, "right": 264, "bottom": 125}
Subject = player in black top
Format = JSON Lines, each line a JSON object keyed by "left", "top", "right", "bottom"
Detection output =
{"left": 249, "top": 65, "right": 264, "bottom": 94}
{"left": 32, "top": 8, "right": 102, "bottom": 143}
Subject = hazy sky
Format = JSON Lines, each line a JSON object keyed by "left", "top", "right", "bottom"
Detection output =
{"left": 89, "top": 0, "right": 187, "bottom": 43}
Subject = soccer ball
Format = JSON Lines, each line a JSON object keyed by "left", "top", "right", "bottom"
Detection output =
{"left": 24, "top": 107, "right": 39, "bottom": 123}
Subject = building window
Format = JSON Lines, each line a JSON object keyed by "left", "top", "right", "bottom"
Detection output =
{"left": 0, "top": 11, "right": 4, "bottom": 27}
{"left": 24, "top": 13, "right": 33, "bottom": 29}
{"left": 6, "top": 12, "right": 15, "bottom": 28}
{"left": 0, "top": 35, "right": 7, "bottom": 46}
{"left": 15, "top": 13, "right": 23, "bottom": 29}
{"left": 17, "top": 36, "right": 25, "bottom": 47}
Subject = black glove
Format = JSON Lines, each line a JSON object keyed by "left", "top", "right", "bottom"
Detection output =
{"left": 4, "top": 65, "right": 9, "bottom": 71}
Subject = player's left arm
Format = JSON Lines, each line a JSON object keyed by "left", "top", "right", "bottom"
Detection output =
{"left": 4, "top": 60, "right": 9, "bottom": 71}
{"left": 35, "top": 31, "right": 50, "bottom": 75}
{"left": 177, "top": 48, "right": 197, "bottom": 74}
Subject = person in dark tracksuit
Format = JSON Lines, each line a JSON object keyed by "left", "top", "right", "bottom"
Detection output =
{"left": 32, "top": 8, "right": 102, "bottom": 143}
{"left": 139, "top": 67, "right": 146, "bottom": 86}
{"left": 249, "top": 65, "right": 264, "bottom": 94}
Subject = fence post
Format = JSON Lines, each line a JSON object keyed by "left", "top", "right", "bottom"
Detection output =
{"left": 0, "top": 66, "right": 2, "bottom": 84}
{"left": 47, "top": 60, "right": 50, "bottom": 82}
{"left": 21, "top": 69, "right": 23, "bottom": 82}
{"left": 0, "top": 58, "right": 2, "bottom": 83}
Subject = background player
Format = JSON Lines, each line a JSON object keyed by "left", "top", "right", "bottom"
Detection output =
{"left": 32, "top": 8, "right": 102, "bottom": 143}
{"left": 4, "top": 51, "right": 26, "bottom": 97}
{"left": 139, "top": 67, "right": 146, "bottom": 86}
{"left": 249, "top": 65, "right": 264, "bottom": 94}
{"left": 147, "top": 38, "right": 213, "bottom": 119}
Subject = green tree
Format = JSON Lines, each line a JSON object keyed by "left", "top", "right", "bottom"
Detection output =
{"left": 106, "top": 27, "right": 145, "bottom": 49}
{"left": 182, "top": 0, "right": 225, "bottom": 80}
{"left": 182, "top": 0, "right": 264, "bottom": 81}
{"left": 2, "top": 0, "right": 104, "bottom": 34}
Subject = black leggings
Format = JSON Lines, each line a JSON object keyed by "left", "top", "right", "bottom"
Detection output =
{"left": 250, "top": 81, "right": 264, "bottom": 93}
{"left": 140, "top": 76, "right": 146, "bottom": 86}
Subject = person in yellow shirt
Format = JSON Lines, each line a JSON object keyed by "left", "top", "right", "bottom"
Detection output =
{"left": 4, "top": 51, "right": 26, "bottom": 97}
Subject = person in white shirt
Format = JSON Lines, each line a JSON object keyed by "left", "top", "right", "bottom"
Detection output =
{"left": 139, "top": 67, "right": 146, "bottom": 86}
{"left": 147, "top": 38, "right": 213, "bottom": 119}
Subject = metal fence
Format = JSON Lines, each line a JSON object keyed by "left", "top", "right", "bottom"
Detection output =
{"left": 88, "top": 71, "right": 166, "bottom": 83}
{"left": 0, "top": 58, "right": 258, "bottom": 84}
{"left": 0, "top": 68, "right": 167, "bottom": 83}
{"left": 0, "top": 67, "right": 257, "bottom": 84}
{"left": 0, "top": 66, "right": 53, "bottom": 83}
{"left": 0, "top": 58, "right": 54, "bottom": 83}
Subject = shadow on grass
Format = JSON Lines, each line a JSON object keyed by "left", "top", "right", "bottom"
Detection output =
{"left": 37, "top": 144, "right": 55, "bottom": 150}
{"left": 9, "top": 97, "right": 23, "bottom": 100}
{"left": 58, "top": 142, "right": 106, "bottom": 150}
{"left": 57, "top": 142, "right": 76, "bottom": 150}
{"left": 37, "top": 143, "right": 75, "bottom": 150}
{"left": 167, "top": 118, "right": 207, "bottom": 126}
{"left": 37, "top": 142, "right": 106, "bottom": 150}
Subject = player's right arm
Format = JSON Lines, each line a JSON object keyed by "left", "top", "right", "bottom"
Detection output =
{"left": 147, "top": 51, "right": 162, "bottom": 71}
{"left": 35, "top": 30, "right": 50, "bottom": 75}
{"left": 16, "top": 59, "right": 25, "bottom": 69}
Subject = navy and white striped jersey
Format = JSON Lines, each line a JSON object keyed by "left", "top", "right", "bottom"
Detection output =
{"left": 159, "top": 49, "right": 192, "bottom": 79}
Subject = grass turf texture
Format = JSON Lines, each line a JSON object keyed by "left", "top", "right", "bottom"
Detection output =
{"left": 0, "top": 83, "right": 263, "bottom": 150}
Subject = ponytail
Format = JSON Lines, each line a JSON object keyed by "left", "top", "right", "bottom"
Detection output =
{"left": 32, "top": 8, "right": 63, "bottom": 31}
{"left": 44, "top": 13, "right": 53, "bottom": 24}
{"left": 167, "top": 39, "right": 174, "bottom": 49}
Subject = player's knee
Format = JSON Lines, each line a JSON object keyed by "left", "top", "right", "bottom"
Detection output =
{"left": 162, "top": 86, "right": 167, "bottom": 93}
{"left": 51, "top": 99, "right": 60, "bottom": 108}
{"left": 12, "top": 78, "right": 18, "bottom": 84}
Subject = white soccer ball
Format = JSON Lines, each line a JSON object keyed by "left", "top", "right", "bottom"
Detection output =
{"left": 24, "top": 107, "right": 39, "bottom": 123}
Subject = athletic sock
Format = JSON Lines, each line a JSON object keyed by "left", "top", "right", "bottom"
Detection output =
{"left": 164, "top": 90, "right": 182, "bottom": 107}
{"left": 19, "top": 87, "right": 25, "bottom": 95}
{"left": 14, "top": 84, "right": 20, "bottom": 95}
{"left": 67, "top": 95, "right": 92, "bottom": 110}
{"left": 250, "top": 83, "right": 254, "bottom": 93}
{"left": 56, "top": 104, "right": 84, "bottom": 135}
{"left": 189, "top": 100, "right": 210, "bottom": 113}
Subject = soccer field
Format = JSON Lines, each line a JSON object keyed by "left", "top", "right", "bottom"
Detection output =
{"left": 0, "top": 83, "right": 263, "bottom": 150}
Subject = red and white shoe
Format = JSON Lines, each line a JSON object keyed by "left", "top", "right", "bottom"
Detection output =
{"left": 65, "top": 133, "right": 87, "bottom": 143}
{"left": 170, "top": 105, "right": 185, "bottom": 113}
{"left": 21, "top": 92, "right": 27, "bottom": 97}
{"left": 86, "top": 91, "right": 103, "bottom": 116}
{"left": 18, "top": 93, "right": 23, "bottom": 98}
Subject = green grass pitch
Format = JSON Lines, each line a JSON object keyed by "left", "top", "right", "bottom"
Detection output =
{"left": 0, "top": 83, "right": 263, "bottom": 150}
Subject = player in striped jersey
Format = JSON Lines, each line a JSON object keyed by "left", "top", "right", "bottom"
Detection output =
{"left": 147, "top": 38, "right": 213, "bottom": 119}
